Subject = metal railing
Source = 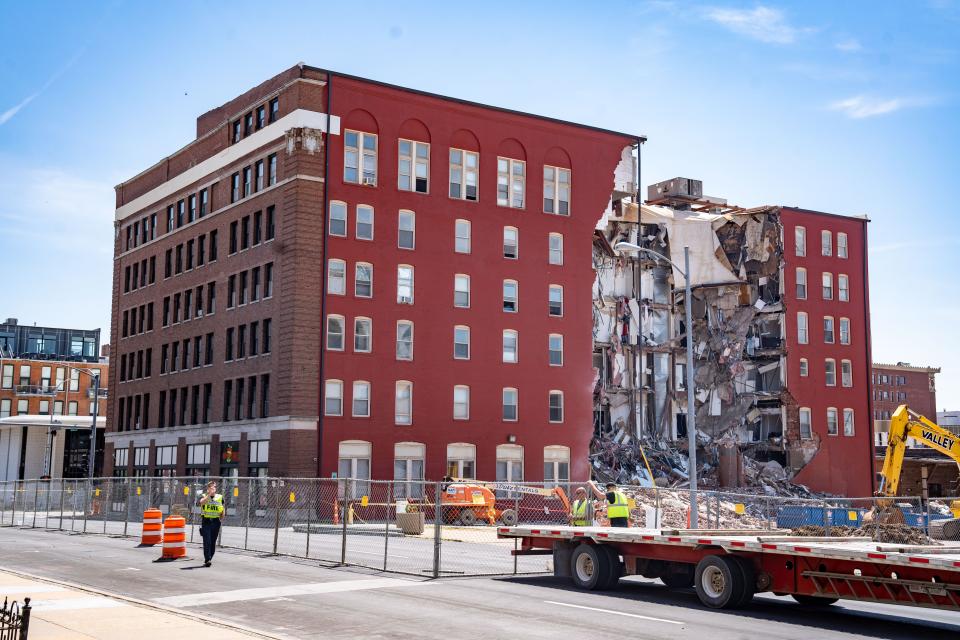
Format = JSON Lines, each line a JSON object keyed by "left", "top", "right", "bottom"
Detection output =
{"left": 2, "top": 478, "right": 955, "bottom": 580}
{"left": 0, "top": 596, "right": 30, "bottom": 640}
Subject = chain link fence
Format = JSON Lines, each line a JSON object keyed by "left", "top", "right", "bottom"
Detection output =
{"left": 3, "top": 478, "right": 955, "bottom": 578}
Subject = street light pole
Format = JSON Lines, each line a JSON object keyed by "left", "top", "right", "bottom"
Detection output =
{"left": 614, "top": 241, "right": 699, "bottom": 528}
{"left": 88, "top": 372, "right": 100, "bottom": 480}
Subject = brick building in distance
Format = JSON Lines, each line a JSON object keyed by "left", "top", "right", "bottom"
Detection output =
{"left": 871, "top": 362, "right": 939, "bottom": 421}
{"left": 106, "top": 64, "right": 641, "bottom": 487}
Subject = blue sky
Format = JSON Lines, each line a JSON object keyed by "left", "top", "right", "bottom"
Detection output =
{"left": 1, "top": 1, "right": 958, "bottom": 406}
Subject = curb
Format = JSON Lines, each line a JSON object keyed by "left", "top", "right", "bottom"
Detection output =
{"left": 0, "top": 566, "right": 294, "bottom": 640}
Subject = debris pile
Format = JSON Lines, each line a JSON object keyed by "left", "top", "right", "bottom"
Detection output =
{"left": 792, "top": 524, "right": 937, "bottom": 545}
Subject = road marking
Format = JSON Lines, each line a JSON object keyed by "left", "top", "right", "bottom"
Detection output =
{"left": 352, "top": 550, "right": 410, "bottom": 559}
{"left": 30, "top": 597, "right": 128, "bottom": 611}
{"left": 264, "top": 597, "right": 294, "bottom": 602}
{"left": 543, "top": 601, "right": 683, "bottom": 625}
{"left": 116, "top": 567, "right": 141, "bottom": 572}
{"left": 154, "top": 577, "right": 433, "bottom": 607}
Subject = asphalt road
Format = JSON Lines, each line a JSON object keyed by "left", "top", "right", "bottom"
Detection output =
{"left": 1, "top": 526, "right": 959, "bottom": 640}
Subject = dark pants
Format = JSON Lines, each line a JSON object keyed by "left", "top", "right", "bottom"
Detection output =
{"left": 609, "top": 517, "right": 629, "bottom": 528}
{"left": 200, "top": 517, "right": 221, "bottom": 562}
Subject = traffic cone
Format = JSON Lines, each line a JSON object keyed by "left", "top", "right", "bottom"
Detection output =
{"left": 686, "top": 506, "right": 691, "bottom": 528}
{"left": 333, "top": 500, "right": 340, "bottom": 525}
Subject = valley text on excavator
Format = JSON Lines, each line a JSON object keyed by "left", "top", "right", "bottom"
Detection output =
{"left": 439, "top": 479, "right": 571, "bottom": 526}
{"left": 868, "top": 404, "right": 960, "bottom": 525}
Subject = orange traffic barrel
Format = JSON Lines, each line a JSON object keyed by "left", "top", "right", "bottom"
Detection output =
{"left": 142, "top": 508, "right": 163, "bottom": 545}
{"left": 161, "top": 515, "right": 187, "bottom": 559}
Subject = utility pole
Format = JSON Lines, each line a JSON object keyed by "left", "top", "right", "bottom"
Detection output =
{"left": 88, "top": 372, "right": 100, "bottom": 480}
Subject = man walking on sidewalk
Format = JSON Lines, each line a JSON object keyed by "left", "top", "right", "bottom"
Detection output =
{"left": 198, "top": 480, "right": 224, "bottom": 567}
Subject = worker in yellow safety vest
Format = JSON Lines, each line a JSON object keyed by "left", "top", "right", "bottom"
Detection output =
{"left": 603, "top": 482, "right": 630, "bottom": 528}
{"left": 569, "top": 487, "right": 593, "bottom": 526}
{"left": 198, "top": 480, "right": 224, "bottom": 567}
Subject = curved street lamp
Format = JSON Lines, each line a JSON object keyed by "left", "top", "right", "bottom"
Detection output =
{"left": 614, "top": 241, "right": 699, "bottom": 529}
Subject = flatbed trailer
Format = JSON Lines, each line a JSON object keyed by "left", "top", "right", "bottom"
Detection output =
{"left": 498, "top": 525, "right": 960, "bottom": 611}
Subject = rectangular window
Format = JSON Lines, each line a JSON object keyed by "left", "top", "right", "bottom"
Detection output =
{"left": 266, "top": 206, "right": 275, "bottom": 240}
{"left": 197, "top": 235, "right": 206, "bottom": 266}
{"left": 843, "top": 408, "right": 855, "bottom": 435}
{"left": 352, "top": 381, "right": 370, "bottom": 417}
{"left": 244, "top": 112, "right": 254, "bottom": 136}
{"left": 799, "top": 408, "right": 812, "bottom": 439}
{"left": 502, "top": 330, "right": 518, "bottom": 363}
{"left": 175, "top": 245, "right": 183, "bottom": 273}
{"left": 799, "top": 358, "right": 808, "bottom": 377}
{"left": 838, "top": 232, "right": 848, "bottom": 258}
{"left": 325, "top": 380, "right": 343, "bottom": 416}
{"left": 503, "top": 280, "right": 518, "bottom": 312}
{"left": 549, "top": 391, "right": 564, "bottom": 422}
{"left": 268, "top": 153, "right": 277, "bottom": 186}
{"left": 328, "top": 259, "right": 346, "bottom": 295}
{"left": 398, "top": 211, "right": 415, "bottom": 249}
{"left": 269, "top": 98, "right": 279, "bottom": 123}
{"left": 502, "top": 388, "right": 518, "bottom": 421}
{"left": 164, "top": 249, "right": 172, "bottom": 278}
{"left": 549, "top": 334, "right": 563, "bottom": 366}
{"left": 825, "top": 360, "right": 837, "bottom": 387}
{"left": 396, "top": 321, "right": 413, "bottom": 360}
{"left": 229, "top": 221, "right": 238, "bottom": 254}
{"left": 241, "top": 216, "right": 250, "bottom": 250}
{"left": 251, "top": 266, "right": 261, "bottom": 301}
{"left": 795, "top": 226, "right": 806, "bottom": 256}
{"left": 397, "top": 266, "right": 414, "bottom": 304}
{"left": 821, "top": 230, "right": 832, "bottom": 256}
{"left": 225, "top": 328, "right": 234, "bottom": 361}
{"left": 838, "top": 274, "right": 849, "bottom": 302}
{"left": 0, "top": 365, "right": 11, "bottom": 389}
{"left": 453, "top": 386, "right": 469, "bottom": 420}
{"left": 454, "top": 274, "right": 470, "bottom": 308}
{"left": 822, "top": 272, "right": 834, "bottom": 300}
{"left": 243, "top": 166, "right": 252, "bottom": 197}
{"left": 0, "top": 399, "right": 10, "bottom": 419}
{"left": 186, "top": 239, "right": 194, "bottom": 270}
{"left": 253, "top": 210, "right": 262, "bottom": 245}
{"left": 239, "top": 271, "right": 248, "bottom": 305}
{"left": 327, "top": 315, "right": 344, "bottom": 350}
{"left": 207, "top": 282, "right": 216, "bottom": 314}
{"left": 354, "top": 318, "right": 372, "bottom": 353}
{"left": 841, "top": 360, "right": 853, "bottom": 387}
{"left": 797, "top": 312, "right": 808, "bottom": 344}
{"left": 255, "top": 161, "right": 264, "bottom": 193}
{"left": 827, "top": 408, "right": 839, "bottom": 435}
{"left": 543, "top": 166, "right": 570, "bottom": 215}
{"left": 398, "top": 139, "right": 429, "bottom": 193}
{"left": 840, "top": 318, "right": 850, "bottom": 345}
{"left": 193, "top": 336, "right": 202, "bottom": 368}
{"left": 199, "top": 188, "right": 208, "bottom": 217}
{"left": 344, "top": 130, "right": 377, "bottom": 185}
{"left": 264, "top": 262, "right": 273, "bottom": 298}
{"left": 237, "top": 325, "right": 246, "bottom": 358}
{"left": 503, "top": 227, "right": 518, "bottom": 259}
{"left": 177, "top": 200, "right": 185, "bottom": 227}
{"left": 205, "top": 332, "right": 214, "bottom": 365}
{"left": 454, "top": 326, "right": 470, "bottom": 360}
{"left": 188, "top": 194, "right": 197, "bottom": 222}
{"left": 355, "top": 263, "right": 373, "bottom": 298}
{"left": 355, "top": 205, "right": 374, "bottom": 241}
{"left": 549, "top": 233, "right": 563, "bottom": 265}
{"left": 796, "top": 268, "right": 807, "bottom": 299}
{"left": 824, "top": 316, "right": 834, "bottom": 343}
{"left": 497, "top": 157, "right": 525, "bottom": 208}
{"left": 449, "top": 148, "right": 478, "bottom": 201}
{"left": 455, "top": 219, "right": 471, "bottom": 254}
{"left": 548, "top": 285, "right": 563, "bottom": 316}
{"left": 231, "top": 173, "right": 240, "bottom": 203}
{"left": 395, "top": 381, "right": 412, "bottom": 425}
{"left": 262, "top": 319, "right": 272, "bottom": 354}
{"left": 209, "top": 229, "right": 218, "bottom": 261}
{"left": 329, "top": 202, "right": 347, "bottom": 237}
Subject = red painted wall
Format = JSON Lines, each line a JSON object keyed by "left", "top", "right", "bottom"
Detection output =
{"left": 321, "top": 75, "right": 634, "bottom": 482}
{"left": 781, "top": 208, "right": 874, "bottom": 496}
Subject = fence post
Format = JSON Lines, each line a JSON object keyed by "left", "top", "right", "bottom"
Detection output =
{"left": 340, "top": 479, "right": 350, "bottom": 566}
{"left": 432, "top": 481, "right": 442, "bottom": 579}
{"left": 305, "top": 482, "right": 312, "bottom": 560}
{"left": 244, "top": 479, "right": 251, "bottom": 551}
{"left": 272, "top": 479, "right": 281, "bottom": 555}
{"left": 31, "top": 480, "right": 40, "bottom": 528}
{"left": 82, "top": 480, "right": 89, "bottom": 533}
{"left": 0, "top": 482, "right": 6, "bottom": 526}
{"left": 382, "top": 482, "right": 390, "bottom": 571}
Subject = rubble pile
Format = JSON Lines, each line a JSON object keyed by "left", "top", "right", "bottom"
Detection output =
{"left": 792, "top": 524, "right": 937, "bottom": 545}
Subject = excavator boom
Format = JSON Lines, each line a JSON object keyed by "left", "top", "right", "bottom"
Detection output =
{"left": 878, "top": 405, "right": 960, "bottom": 497}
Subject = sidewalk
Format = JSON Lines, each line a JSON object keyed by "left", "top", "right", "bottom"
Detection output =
{"left": 0, "top": 570, "right": 274, "bottom": 640}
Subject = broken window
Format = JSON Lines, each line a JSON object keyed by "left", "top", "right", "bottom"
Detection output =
{"left": 455, "top": 219, "right": 471, "bottom": 254}
{"left": 396, "top": 321, "right": 413, "bottom": 360}
{"left": 795, "top": 226, "right": 806, "bottom": 257}
{"left": 397, "top": 265, "right": 414, "bottom": 304}
{"left": 826, "top": 408, "right": 838, "bottom": 435}
{"left": 822, "top": 272, "right": 833, "bottom": 300}
{"left": 449, "top": 148, "right": 478, "bottom": 201}
{"left": 454, "top": 326, "right": 470, "bottom": 360}
{"left": 398, "top": 210, "right": 415, "bottom": 249}
{"left": 797, "top": 312, "right": 808, "bottom": 344}
{"left": 344, "top": 130, "right": 377, "bottom": 185}
{"left": 840, "top": 318, "right": 850, "bottom": 345}
{"left": 838, "top": 274, "right": 849, "bottom": 302}
{"left": 355, "top": 262, "right": 373, "bottom": 298}
{"left": 825, "top": 359, "right": 837, "bottom": 386}
{"left": 398, "top": 139, "right": 429, "bottom": 193}
{"left": 841, "top": 359, "right": 853, "bottom": 387}
{"left": 796, "top": 267, "right": 807, "bottom": 299}
{"left": 821, "top": 230, "right": 832, "bottom": 256}
{"left": 503, "top": 280, "right": 518, "bottom": 312}
{"left": 497, "top": 157, "right": 525, "bottom": 208}
{"left": 354, "top": 318, "right": 372, "bottom": 353}
{"left": 824, "top": 316, "right": 835, "bottom": 343}
{"left": 548, "top": 285, "right": 563, "bottom": 316}
{"left": 799, "top": 408, "right": 812, "bottom": 438}
{"left": 837, "top": 232, "right": 848, "bottom": 259}
{"left": 454, "top": 274, "right": 470, "bottom": 308}
{"left": 843, "top": 408, "right": 855, "bottom": 435}
{"left": 356, "top": 205, "right": 374, "bottom": 241}
{"left": 503, "top": 227, "right": 518, "bottom": 259}
{"left": 543, "top": 166, "right": 570, "bottom": 215}
{"left": 549, "top": 233, "right": 563, "bottom": 265}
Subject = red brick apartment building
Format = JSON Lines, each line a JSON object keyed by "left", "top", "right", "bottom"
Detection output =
{"left": 871, "top": 362, "right": 938, "bottom": 421}
{"left": 107, "top": 64, "right": 640, "bottom": 485}
{"left": 781, "top": 209, "right": 874, "bottom": 496}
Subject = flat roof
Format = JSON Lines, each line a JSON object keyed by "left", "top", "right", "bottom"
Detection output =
{"left": 778, "top": 205, "right": 870, "bottom": 223}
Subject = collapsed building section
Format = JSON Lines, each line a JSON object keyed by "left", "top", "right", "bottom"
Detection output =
{"left": 592, "top": 178, "right": 811, "bottom": 491}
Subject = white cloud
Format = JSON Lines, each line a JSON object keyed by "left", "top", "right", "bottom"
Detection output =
{"left": 835, "top": 38, "right": 862, "bottom": 52}
{"left": 701, "top": 6, "right": 808, "bottom": 44}
{"left": 828, "top": 95, "right": 929, "bottom": 119}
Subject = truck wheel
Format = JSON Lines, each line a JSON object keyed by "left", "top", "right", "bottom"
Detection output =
{"left": 730, "top": 556, "right": 756, "bottom": 607}
{"left": 791, "top": 594, "right": 839, "bottom": 606}
{"left": 459, "top": 509, "right": 477, "bottom": 526}
{"left": 570, "top": 544, "right": 614, "bottom": 590}
{"left": 660, "top": 563, "right": 695, "bottom": 588}
{"left": 500, "top": 509, "right": 518, "bottom": 526}
{"left": 695, "top": 556, "right": 747, "bottom": 609}
{"left": 600, "top": 546, "right": 623, "bottom": 589}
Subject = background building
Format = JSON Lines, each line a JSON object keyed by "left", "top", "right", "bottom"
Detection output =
{"left": 872, "top": 362, "right": 939, "bottom": 421}
{"left": 0, "top": 318, "right": 100, "bottom": 362}
{"left": 106, "top": 64, "right": 640, "bottom": 487}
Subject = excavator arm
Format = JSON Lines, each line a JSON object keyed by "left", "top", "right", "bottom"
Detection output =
{"left": 878, "top": 405, "right": 960, "bottom": 498}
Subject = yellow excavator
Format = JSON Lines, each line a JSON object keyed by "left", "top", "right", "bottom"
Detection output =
{"left": 867, "top": 405, "right": 960, "bottom": 526}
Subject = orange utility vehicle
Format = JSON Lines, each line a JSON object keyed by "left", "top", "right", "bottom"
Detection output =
{"left": 439, "top": 481, "right": 571, "bottom": 526}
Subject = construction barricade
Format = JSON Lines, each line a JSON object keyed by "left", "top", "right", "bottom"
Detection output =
{"left": 141, "top": 508, "right": 162, "bottom": 545}
{"left": 161, "top": 515, "right": 186, "bottom": 559}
